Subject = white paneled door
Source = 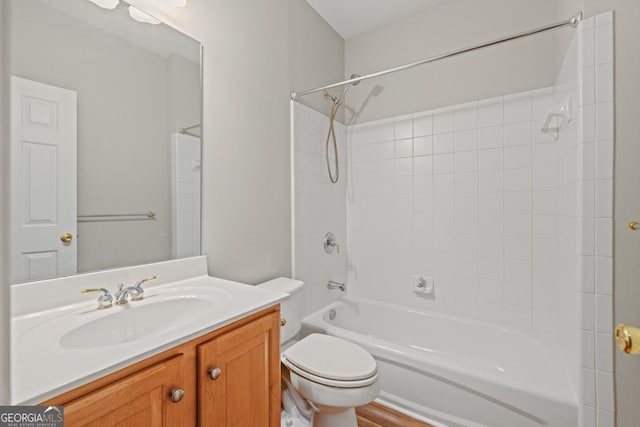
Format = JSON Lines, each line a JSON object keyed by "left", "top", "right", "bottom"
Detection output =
{"left": 10, "top": 76, "right": 77, "bottom": 284}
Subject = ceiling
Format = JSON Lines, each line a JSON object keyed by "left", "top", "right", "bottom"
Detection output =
{"left": 305, "top": 0, "right": 448, "bottom": 39}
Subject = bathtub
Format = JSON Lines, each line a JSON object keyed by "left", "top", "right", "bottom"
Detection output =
{"left": 301, "top": 297, "right": 577, "bottom": 427}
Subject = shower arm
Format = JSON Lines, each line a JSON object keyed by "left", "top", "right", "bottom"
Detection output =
{"left": 290, "top": 12, "right": 583, "bottom": 100}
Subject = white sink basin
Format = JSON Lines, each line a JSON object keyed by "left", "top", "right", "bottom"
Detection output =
{"left": 11, "top": 260, "right": 288, "bottom": 405}
{"left": 60, "top": 297, "right": 216, "bottom": 349}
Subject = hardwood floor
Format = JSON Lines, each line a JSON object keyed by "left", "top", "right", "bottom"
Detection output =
{"left": 356, "top": 402, "right": 433, "bottom": 427}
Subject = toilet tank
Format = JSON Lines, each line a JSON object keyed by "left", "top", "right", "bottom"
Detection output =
{"left": 257, "top": 277, "right": 304, "bottom": 344}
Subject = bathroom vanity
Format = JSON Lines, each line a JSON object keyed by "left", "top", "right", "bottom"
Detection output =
{"left": 11, "top": 256, "right": 286, "bottom": 426}
{"left": 43, "top": 307, "right": 280, "bottom": 426}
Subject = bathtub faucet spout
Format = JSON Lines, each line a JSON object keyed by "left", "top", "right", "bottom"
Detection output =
{"left": 327, "top": 280, "right": 346, "bottom": 292}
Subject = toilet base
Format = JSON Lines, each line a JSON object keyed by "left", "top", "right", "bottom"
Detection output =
{"left": 312, "top": 407, "right": 357, "bottom": 427}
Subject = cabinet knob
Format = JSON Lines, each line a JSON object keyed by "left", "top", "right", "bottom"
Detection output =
{"left": 209, "top": 367, "right": 222, "bottom": 380}
{"left": 170, "top": 388, "right": 184, "bottom": 403}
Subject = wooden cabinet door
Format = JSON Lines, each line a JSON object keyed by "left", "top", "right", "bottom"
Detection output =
{"left": 63, "top": 354, "right": 189, "bottom": 426}
{"left": 198, "top": 313, "right": 280, "bottom": 427}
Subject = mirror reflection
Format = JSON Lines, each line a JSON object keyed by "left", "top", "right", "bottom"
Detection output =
{"left": 9, "top": 0, "right": 202, "bottom": 284}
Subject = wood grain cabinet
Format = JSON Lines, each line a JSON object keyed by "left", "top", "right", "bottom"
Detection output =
{"left": 64, "top": 355, "right": 188, "bottom": 427}
{"left": 198, "top": 312, "right": 280, "bottom": 426}
{"left": 43, "top": 307, "right": 281, "bottom": 427}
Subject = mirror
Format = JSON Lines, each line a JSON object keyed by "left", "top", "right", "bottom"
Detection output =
{"left": 8, "top": 0, "right": 202, "bottom": 284}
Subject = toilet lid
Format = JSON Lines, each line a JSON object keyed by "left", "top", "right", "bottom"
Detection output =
{"left": 283, "top": 334, "right": 377, "bottom": 381}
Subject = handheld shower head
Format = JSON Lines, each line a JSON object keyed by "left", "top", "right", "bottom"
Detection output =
{"left": 334, "top": 74, "right": 361, "bottom": 106}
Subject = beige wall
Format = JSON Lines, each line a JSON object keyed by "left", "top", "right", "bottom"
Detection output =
{"left": 131, "top": 0, "right": 344, "bottom": 284}
{"left": 578, "top": 1, "right": 640, "bottom": 425}
{"left": 0, "top": 0, "right": 9, "bottom": 405}
{"left": 344, "top": 0, "right": 570, "bottom": 123}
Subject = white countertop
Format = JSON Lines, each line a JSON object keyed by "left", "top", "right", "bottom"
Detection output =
{"left": 10, "top": 256, "right": 287, "bottom": 404}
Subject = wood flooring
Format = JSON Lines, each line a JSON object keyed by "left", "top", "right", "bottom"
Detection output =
{"left": 356, "top": 402, "right": 434, "bottom": 427}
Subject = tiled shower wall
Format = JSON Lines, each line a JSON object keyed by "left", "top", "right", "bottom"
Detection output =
{"left": 292, "top": 102, "right": 347, "bottom": 316}
{"left": 346, "top": 89, "right": 559, "bottom": 338}
{"left": 572, "top": 13, "right": 615, "bottom": 427}
{"left": 546, "top": 12, "right": 615, "bottom": 427}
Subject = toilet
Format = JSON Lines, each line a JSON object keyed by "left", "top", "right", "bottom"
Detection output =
{"left": 258, "top": 278, "right": 381, "bottom": 427}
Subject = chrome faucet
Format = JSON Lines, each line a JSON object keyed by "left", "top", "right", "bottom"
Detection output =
{"left": 113, "top": 275, "right": 157, "bottom": 305}
{"left": 327, "top": 280, "right": 346, "bottom": 292}
{"left": 131, "top": 275, "right": 156, "bottom": 300}
{"left": 81, "top": 288, "right": 113, "bottom": 309}
{"left": 114, "top": 283, "right": 142, "bottom": 305}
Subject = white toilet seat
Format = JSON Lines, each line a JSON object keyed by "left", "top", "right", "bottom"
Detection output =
{"left": 282, "top": 334, "right": 378, "bottom": 388}
{"left": 282, "top": 355, "right": 379, "bottom": 388}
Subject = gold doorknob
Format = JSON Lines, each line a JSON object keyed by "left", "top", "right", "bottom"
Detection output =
{"left": 628, "top": 221, "right": 640, "bottom": 231}
{"left": 60, "top": 233, "right": 73, "bottom": 243}
{"left": 280, "top": 318, "right": 287, "bottom": 327}
{"left": 615, "top": 323, "right": 640, "bottom": 354}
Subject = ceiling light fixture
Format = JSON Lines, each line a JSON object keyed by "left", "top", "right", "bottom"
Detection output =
{"left": 88, "top": 0, "right": 120, "bottom": 9}
{"left": 128, "top": 5, "right": 161, "bottom": 25}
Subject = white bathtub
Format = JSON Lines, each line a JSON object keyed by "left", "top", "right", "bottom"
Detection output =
{"left": 301, "top": 297, "right": 577, "bottom": 427}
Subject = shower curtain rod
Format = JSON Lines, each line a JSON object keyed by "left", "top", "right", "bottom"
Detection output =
{"left": 290, "top": 12, "right": 583, "bottom": 100}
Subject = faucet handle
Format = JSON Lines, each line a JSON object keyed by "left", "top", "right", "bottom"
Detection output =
{"left": 81, "top": 288, "right": 113, "bottom": 309}
{"left": 140, "top": 275, "right": 157, "bottom": 285}
{"left": 130, "top": 275, "right": 155, "bottom": 301}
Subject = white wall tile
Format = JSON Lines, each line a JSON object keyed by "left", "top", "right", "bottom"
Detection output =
{"left": 504, "top": 145, "right": 531, "bottom": 169}
{"left": 596, "top": 63, "right": 614, "bottom": 103}
{"left": 503, "top": 169, "right": 531, "bottom": 192}
{"left": 414, "top": 156, "right": 433, "bottom": 176}
{"left": 478, "top": 126, "right": 503, "bottom": 149}
{"left": 581, "top": 66, "right": 596, "bottom": 106}
{"left": 433, "top": 154, "right": 455, "bottom": 174}
{"left": 595, "top": 218, "right": 613, "bottom": 257}
{"left": 595, "top": 333, "right": 613, "bottom": 373}
{"left": 413, "top": 113, "right": 433, "bottom": 137}
{"left": 454, "top": 102, "right": 478, "bottom": 131}
{"left": 478, "top": 97, "right": 503, "bottom": 128}
{"left": 595, "top": 256, "right": 613, "bottom": 296}
{"left": 395, "top": 138, "right": 413, "bottom": 158}
{"left": 378, "top": 119, "right": 395, "bottom": 142}
{"left": 595, "top": 294, "right": 612, "bottom": 334}
{"left": 503, "top": 304, "right": 531, "bottom": 329}
{"left": 579, "top": 330, "right": 595, "bottom": 368}
{"left": 595, "top": 179, "right": 613, "bottom": 218}
{"left": 433, "top": 132, "right": 455, "bottom": 154}
{"left": 433, "top": 109, "right": 455, "bottom": 134}
{"left": 479, "top": 170, "right": 503, "bottom": 193}
{"left": 504, "top": 122, "right": 532, "bottom": 147}
{"left": 579, "top": 405, "right": 596, "bottom": 427}
{"left": 596, "top": 24, "right": 614, "bottom": 65}
{"left": 580, "top": 367, "right": 596, "bottom": 406}
{"left": 395, "top": 118, "right": 413, "bottom": 140}
{"left": 580, "top": 28, "right": 595, "bottom": 68}
{"left": 580, "top": 255, "right": 595, "bottom": 293}
{"left": 596, "top": 140, "right": 614, "bottom": 179}
{"left": 580, "top": 292, "right": 595, "bottom": 331}
{"left": 414, "top": 136, "right": 433, "bottom": 156}
{"left": 378, "top": 141, "right": 395, "bottom": 160}
{"left": 455, "top": 129, "right": 478, "bottom": 152}
{"left": 596, "top": 371, "right": 614, "bottom": 412}
{"left": 596, "top": 102, "right": 614, "bottom": 141}
{"left": 455, "top": 151, "right": 478, "bottom": 173}
{"left": 503, "top": 92, "right": 531, "bottom": 124}
{"left": 597, "top": 410, "right": 614, "bottom": 427}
